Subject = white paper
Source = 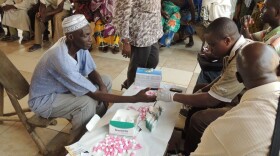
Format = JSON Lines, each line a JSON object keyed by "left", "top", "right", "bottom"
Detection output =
{"left": 86, "top": 114, "right": 100, "bottom": 131}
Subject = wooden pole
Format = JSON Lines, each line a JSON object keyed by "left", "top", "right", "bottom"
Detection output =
{"left": 0, "top": 84, "right": 3, "bottom": 124}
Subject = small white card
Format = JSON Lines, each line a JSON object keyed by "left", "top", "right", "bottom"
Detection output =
{"left": 86, "top": 114, "right": 100, "bottom": 132}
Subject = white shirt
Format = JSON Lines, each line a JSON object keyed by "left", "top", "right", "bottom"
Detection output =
{"left": 40, "top": 0, "right": 71, "bottom": 10}
{"left": 192, "top": 82, "right": 280, "bottom": 156}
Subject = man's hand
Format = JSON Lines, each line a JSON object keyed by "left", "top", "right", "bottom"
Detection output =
{"left": 161, "top": 11, "right": 170, "bottom": 19}
{"left": 240, "top": 15, "right": 254, "bottom": 29}
{"left": 2, "top": 5, "right": 17, "bottom": 11}
{"left": 122, "top": 41, "right": 131, "bottom": 58}
{"left": 134, "top": 88, "right": 156, "bottom": 102}
{"left": 199, "top": 46, "right": 219, "bottom": 61}
{"left": 101, "top": 16, "right": 112, "bottom": 24}
{"left": 156, "top": 89, "right": 176, "bottom": 102}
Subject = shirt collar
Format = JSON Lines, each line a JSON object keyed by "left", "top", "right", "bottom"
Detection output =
{"left": 240, "top": 81, "right": 280, "bottom": 102}
{"left": 228, "top": 35, "right": 246, "bottom": 60}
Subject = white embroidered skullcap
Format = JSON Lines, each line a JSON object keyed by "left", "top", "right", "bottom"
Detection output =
{"left": 62, "top": 14, "right": 89, "bottom": 34}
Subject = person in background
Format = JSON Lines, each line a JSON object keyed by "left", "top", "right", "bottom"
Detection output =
{"left": 91, "top": 0, "right": 120, "bottom": 53}
{"left": 113, "top": 0, "right": 163, "bottom": 90}
{"left": 200, "top": 0, "right": 237, "bottom": 27}
{"left": 233, "top": 0, "right": 256, "bottom": 29}
{"left": 159, "top": 0, "right": 181, "bottom": 48}
{"left": 28, "top": 0, "right": 71, "bottom": 52}
{"left": 0, "top": 0, "right": 6, "bottom": 38}
{"left": 28, "top": 0, "right": 51, "bottom": 42}
{"left": 157, "top": 17, "right": 252, "bottom": 155}
{"left": 29, "top": 14, "right": 156, "bottom": 143}
{"left": 178, "top": 0, "right": 197, "bottom": 47}
{"left": 241, "top": 0, "right": 280, "bottom": 55}
{"left": 0, "top": 0, "right": 36, "bottom": 43}
{"left": 192, "top": 42, "right": 280, "bottom": 156}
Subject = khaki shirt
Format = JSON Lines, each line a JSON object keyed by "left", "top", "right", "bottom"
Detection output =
{"left": 208, "top": 36, "right": 252, "bottom": 102}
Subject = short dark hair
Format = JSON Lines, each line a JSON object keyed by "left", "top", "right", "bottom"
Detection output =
{"left": 205, "top": 17, "right": 239, "bottom": 40}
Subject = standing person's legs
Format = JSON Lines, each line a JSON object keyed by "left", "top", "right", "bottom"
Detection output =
{"left": 34, "top": 13, "right": 44, "bottom": 45}
{"left": 184, "top": 107, "right": 231, "bottom": 155}
{"left": 1, "top": 27, "right": 19, "bottom": 41}
{"left": 126, "top": 44, "right": 157, "bottom": 87}
{"left": 52, "top": 10, "right": 70, "bottom": 42}
{"left": 29, "top": 7, "right": 55, "bottom": 52}
{"left": 146, "top": 42, "right": 160, "bottom": 69}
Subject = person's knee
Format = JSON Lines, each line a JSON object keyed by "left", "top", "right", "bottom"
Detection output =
{"left": 101, "top": 74, "right": 112, "bottom": 92}
{"left": 72, "top": 96, "right": 97, "bottom": 125}
{"left": 189, "top": 110, "right": 208, "bottom": 131}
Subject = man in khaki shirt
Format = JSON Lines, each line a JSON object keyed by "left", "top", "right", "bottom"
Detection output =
{"left": 192, "top": 42, "right": 280, "bottom": 156}
{"left": 157, "top": 17, "right": 252, "bottom": 155}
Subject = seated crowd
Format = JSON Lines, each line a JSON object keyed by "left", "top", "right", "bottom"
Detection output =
{"left": 1, "top": 0, "right": 280, "bottom": 155}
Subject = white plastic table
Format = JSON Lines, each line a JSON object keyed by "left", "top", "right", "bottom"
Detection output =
{"left": 66, "top": 84, "right": 182, "bottom": 156}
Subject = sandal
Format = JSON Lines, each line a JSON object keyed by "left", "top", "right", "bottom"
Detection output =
{"left": 112, "top": 46, "right": 120, "bottom": 54}
{"left": 28, "top": 44, "right": 42, "bottom": 52}
{"left": 1, "top": 35, "right": 10, "bottom": 41}
{"left": 185, "top": 36, "right": 194, "bottom": 48}
{"left": 98, "top": 46, "right": 109, "bottom": 52}
{"left": 1, "top": 35, "right": 19, "bottom": 42}
{"left": 43, "top": 34, "right": 49, "bottom": 41}
{"left": 185, "top": 41, "right": 194, "bottom": 47}
{"left": 21, "top": 37, "right": 31, "bottom": 44}
{"left": 0, "top": 31, "right": 5, "bottom": 38}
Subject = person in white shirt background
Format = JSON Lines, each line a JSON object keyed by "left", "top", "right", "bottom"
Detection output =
{"left": 0, "top": 0, "right": 37, "bottom": 42}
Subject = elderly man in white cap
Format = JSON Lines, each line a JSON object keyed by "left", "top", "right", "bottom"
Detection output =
{"left": 28, "top": 14, "right": 156, "bottom": 143}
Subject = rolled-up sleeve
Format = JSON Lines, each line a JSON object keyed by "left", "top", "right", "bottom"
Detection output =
{"left": 208, "top": 58, "right": 245, "bottom": 102}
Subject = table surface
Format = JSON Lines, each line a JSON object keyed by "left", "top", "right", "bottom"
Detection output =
{"left": 66, "top": 84, "right": 182, "bottom": 156}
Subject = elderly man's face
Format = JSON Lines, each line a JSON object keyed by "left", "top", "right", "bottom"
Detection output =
{"left": 73, "top": 25, "right": 92, "bottom": 50}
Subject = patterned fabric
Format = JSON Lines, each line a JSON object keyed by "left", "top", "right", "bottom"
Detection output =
{"left": 91, "top": 0, "right": 119, "bottom": 48}
{"left": 180, "top": 10, "right": 195, "bottom": 35}
{"left": 160, "top": 1, "right": 181, "bottom": 47}
{"left": 162, "top": 1, "right": 181, "bottom": 33}
{"left": 113, "top": 0, "right": 163, "bottom": 47}
{"left": 94, "top": 19, "right": 120, "bottom": 48}
{"left": 62, "top": 14, "right": 89, "bottom": 34}
{"left": 91, "top": 0, "right": 113, "bottom": 23}
{"left": 159, "top": 31, "right": 175, "bottom": 47}
{"left": 252, "top": 26, "right": 280, "bottom": 54}
{"left": 72, "top": 0, "right": 94, "bottom": 22}
{"left": 248, "top": 1, "right": 264, "bottom": 33}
